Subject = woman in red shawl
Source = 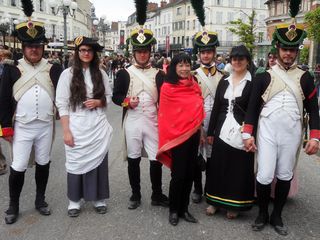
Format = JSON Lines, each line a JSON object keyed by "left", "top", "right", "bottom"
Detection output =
{"left": 157, "top": 53, "right": 205, "bottom": 226}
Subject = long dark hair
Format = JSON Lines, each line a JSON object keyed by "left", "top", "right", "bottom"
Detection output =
{"left": 165, "top": 53, "right": 192, "bottom": 84}
{"left": 70, "top": 47, "right": 105, "bottom": 111}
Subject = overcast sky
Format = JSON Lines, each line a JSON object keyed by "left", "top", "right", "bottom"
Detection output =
{"left": 91, "top": 0, "right": 162, "bottom": 22}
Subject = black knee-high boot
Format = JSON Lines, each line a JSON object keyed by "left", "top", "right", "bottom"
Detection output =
{"left": 270, "top": 178, "right": 291, "bottom": 236}
{"left": 150, "top": 161, "right": 169, "bottom": 206}
{"left": 127, "top": 157, "right": 141, "bottom": 209}
{"left": 252, "top": 181, "right": 271, "bottom": 231}
{"left": 35, "top": 162, "right": 51, "bottom": 215}
{"left": 5, "top": 167, "right": 25, "bottom": 224}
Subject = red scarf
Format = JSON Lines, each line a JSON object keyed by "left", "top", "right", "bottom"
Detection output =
{"left": 157, "top": 77, "right": 205, "bottom": 169}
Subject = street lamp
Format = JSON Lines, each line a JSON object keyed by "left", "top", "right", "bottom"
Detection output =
{"left": 0, "top": 16, "right": 10, "bottom": 46}
{"left": 93, "top": 15, "right": 110, "bottom": 49}
{"left": 49, "top": 0, "right": 78, "bottom": 61}
{"left": 12, "top": 19, "right": 19, "bottom": 50}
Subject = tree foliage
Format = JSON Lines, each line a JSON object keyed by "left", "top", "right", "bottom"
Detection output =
{"left": 305, "top": 7, "right": 320, "bottom": 43}
{"left": 227, "top": 10, "right": 257, "bottom": 56}
{"left": 299, "top": 47, "right": 309, "bottom": 64}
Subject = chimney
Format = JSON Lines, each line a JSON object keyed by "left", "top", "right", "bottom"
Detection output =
{"left": 160, "top": 1, "right": 167, "bottom": 8}
{"left": 147, "top": 2, "right": 158, "bottom": 11}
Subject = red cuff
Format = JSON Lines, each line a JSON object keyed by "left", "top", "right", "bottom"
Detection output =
{"left": 310, "top": 129, "right": 320, "bottom": 139}
{"left": 121, "top": 97, "right": 131, "bottom": 108}
{"left": 308, "top": 88, "right": 317, "bottom": 100}
{"left": 1, "top": 127, "right": 14, "bottom": 137}
{"left": 242, "top": 124, "right": 254, "bottom": 135}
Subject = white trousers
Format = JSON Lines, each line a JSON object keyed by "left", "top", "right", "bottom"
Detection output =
{"left": 125, "top": 115, "right": 158, "bottom": 160}
{"left": 256, "top": 110, "right": 302, "bottom": 185}
{"left": 12, "top": 120, "right": 53, "bottom": 172}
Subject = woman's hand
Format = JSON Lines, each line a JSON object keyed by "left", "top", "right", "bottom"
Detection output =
{"left": 304, "top": 139, "right": 319, "bottom": 155}
{"left": 207, "top": 136, "right": 214, "bottom": 145}
{"left": 63, "top": 130, "right": 74, "bottom": 147}
{"left": 243, "top": 137, "right": 257, "bottom": 152}
{"left": 200, "top": 127, "right": 206, "bottom": 145}
{"left": 83, "top": 99, "right": 101, "bottom": 109}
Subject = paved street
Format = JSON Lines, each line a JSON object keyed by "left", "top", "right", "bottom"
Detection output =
{"left": 0, "top": 103, "right": 320, "bottom": 240}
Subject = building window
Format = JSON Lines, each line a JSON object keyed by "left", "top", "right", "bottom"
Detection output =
{"left": 40, "top": 0, "right": 44, "bottom": 12}
{"left": 177, "top": 7, "right": 182, "bottom": 16}
{"left": 216, "top": 0, "right": 222, "bottom": 6}
{"left": 186, "top": 36, "right": 189, "bottom": 47}
{"left": 177, "top": 37, "right": 180, "bottom": 44}
{"left": 216, "top": 12, "right": 222, "bottom": 24}
{"left": 187, "top": 6, "right": 190, "bottom": 15}
{"left": 11, "top": 0, "right": 16, "bottom": 6}
{"left": 173, "top": 37, "right": 176, "bottom": 44}
{"left": 241, "top": 0, "right": 246, "bottom": 8}
{"left": 227, "top": 12, "right": 233, "bottom": 22}
{"left": 193, "top": 19, "right": 196, "bottom": 30}
{"left": 226, "top": 31, "right": 233, "bottom": 42}
{"left": 187, "top": 20, "right": 189, "bottom": 30}
{"left": 258, "top": 32, "right": 263, "bottom": 43}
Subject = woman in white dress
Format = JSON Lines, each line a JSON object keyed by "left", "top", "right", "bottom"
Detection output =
{"left": 56, "top": 36, "right": 113, "bottom": 217}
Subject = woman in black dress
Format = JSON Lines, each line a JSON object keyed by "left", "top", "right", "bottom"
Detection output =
{"left": 205, "top": 45, "right": 255, "bottom": 219}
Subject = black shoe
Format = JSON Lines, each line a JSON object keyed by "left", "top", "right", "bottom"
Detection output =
{"left": 5, "top": 210, "right": 19, "bottom": 225}
{"left": 68, "top": 209, "right": 80, "bottom": 218}
{"left": 270, "top": 214, "right": 288, "bottom": 236}
{"left": 151, "top": 194, "right": 169, "bottom": 207}
{"left": 95, "top": 206, "right": 107, "bottom": 214}
{"left": 191, "top": 192, "right": 202, "bottom": 204}
{"left": 36, "top": 205, "right": 51, "bottom": 216}
{"left": 128, "top": 200, "right": 141, "bottom": 210}
{"left": 180, "top": 211, "right": 198, "bottom": 223}
{"left": 5, "top": 206, "right": 19, "bottom": 224}
{"left": 169, "top": 212, "right": 179, "bottom": 226}
{"left": 252, "top": 213, "right": 269, "bottom": 231}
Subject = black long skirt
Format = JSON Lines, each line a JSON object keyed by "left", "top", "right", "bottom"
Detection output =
{"left": 67, "top": 154, "right": 109, "bottom": 202}
{"left": 205, "top": 138, "right": 255, "bottom": 211}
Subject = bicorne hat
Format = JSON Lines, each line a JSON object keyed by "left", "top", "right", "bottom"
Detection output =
{"left": 74, "top": 36, "right": 104, "bottom": 52}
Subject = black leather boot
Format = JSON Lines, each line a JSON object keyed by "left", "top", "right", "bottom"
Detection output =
{"left": 5, "top": 167, "right": 25, "bottom": 224}
{"left": 150, "top": 160, "right": 169, "bottom": 207}
{"left": 270, "top": 178, "right": 291, "bottom": 236}
{"left": 127, "top": 157, "right": 141, "bottom": 209}
{"left": 252, "top": 181, "right": 271, "bottom": 231}
{"left": 35, "top": 162, "right": 51, "bottom": 215}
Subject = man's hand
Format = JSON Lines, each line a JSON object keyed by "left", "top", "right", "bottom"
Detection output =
{"left": 304, "top": 139, "right": 319, "bottom": 155}
{"left": 243, "top": 137, "right": 257, "bottom": 152}
{"left": 4, "top": 136, "right": 13, "bottom": 143}
{"left": 129, "top": 96, "right": 139, "bottom": 108}
{"left": 63, "top": 130, "right": 74, "bottom": 147}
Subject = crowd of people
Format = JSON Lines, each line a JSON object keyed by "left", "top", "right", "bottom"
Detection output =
{"left": 0, "top": 0, "right": 319, "bottom": 237}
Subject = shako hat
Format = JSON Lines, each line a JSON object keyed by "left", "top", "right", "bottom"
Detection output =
{"left": 126, "top": 0, "right": 156, "bottom": 53}
{"left": 272, "top": 0, "right": 307, "bottom": 49}
{"left": 190, "top": 0, "right": 219, "bottom": 54}
{"left": 16, "top": 0, "right": 47, "bottom": 44}
{"left": 74, "top": 36, "right": 104, "bottom": 52}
